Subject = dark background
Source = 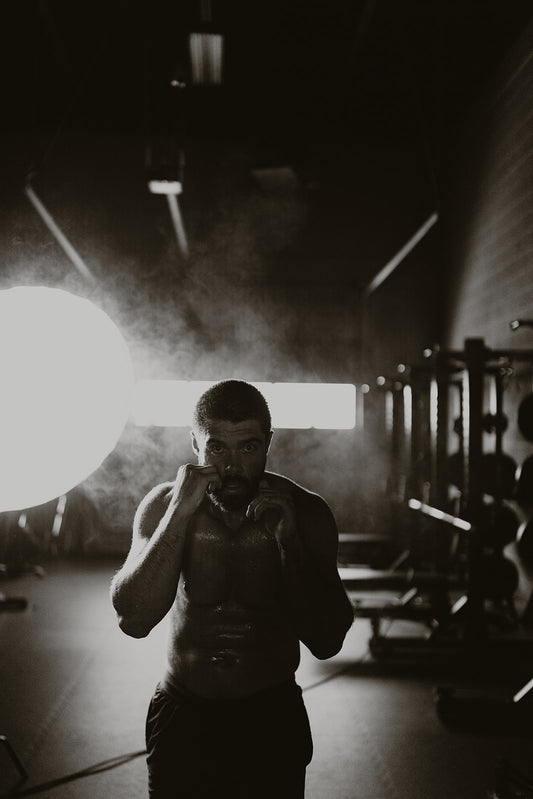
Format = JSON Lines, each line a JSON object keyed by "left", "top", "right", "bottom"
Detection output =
{"left": 2, "top": 0, "right": 533, "bottom": 545}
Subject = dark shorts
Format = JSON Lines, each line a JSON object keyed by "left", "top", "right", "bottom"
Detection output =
{"left": 145, "top": 675, "right": 313, "bottom": 799}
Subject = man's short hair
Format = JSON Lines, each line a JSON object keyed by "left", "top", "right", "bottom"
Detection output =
{"left": 193, "top": 380, "right": 272, "bottom": 436}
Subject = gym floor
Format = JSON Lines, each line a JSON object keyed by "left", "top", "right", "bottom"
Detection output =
{"left": 1, "top": 557, "right": 533, "bottom": 799}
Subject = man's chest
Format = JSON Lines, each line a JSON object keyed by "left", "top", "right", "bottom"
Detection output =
{"left": 181, "top": 516, "right": 283, "bottom": 607}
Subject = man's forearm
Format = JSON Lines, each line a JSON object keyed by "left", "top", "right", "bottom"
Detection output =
{"left": 278, "top": 538, "right": 353, "bottom": 659}
{"left": 111, "top": 504, "right": 191, "bottom": 637}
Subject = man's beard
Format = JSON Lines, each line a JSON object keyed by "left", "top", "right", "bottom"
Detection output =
{"left": 209, "top": 475, "right": 259, "bottom": 513}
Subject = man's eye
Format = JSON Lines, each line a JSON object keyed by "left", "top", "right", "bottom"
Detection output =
{"left": 208, "top": 444, "right": 224, "bottom": 455}
{"left": 242, "top": 442, "right": 258, "bottom": 453}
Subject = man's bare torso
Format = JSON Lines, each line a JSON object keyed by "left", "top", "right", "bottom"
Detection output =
{"left": 163, "top": 475, "right": 301, "bottom": 699}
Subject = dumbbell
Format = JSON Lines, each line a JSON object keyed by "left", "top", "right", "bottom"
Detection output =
{"left": 476, "top": 503, "right": 519, "bottom": 551}
{"left": 482, "top": 412, "right": 509, "bottom": 434}
{"left": 447, "top": 451, "right": 517, "bottom": 498}
{"left": 477, "top": 555, "right": 519, "bottom": 602}
{"left": 518, "top": 394, "right": 533, "bottom": 441}
{"left": 453, "top": 413, "right": 508, "bottom": 436}
{"left": 480, "top": 453, "right": 517, "bottom": 498}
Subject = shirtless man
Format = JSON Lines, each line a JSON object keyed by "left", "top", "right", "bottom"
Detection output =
{"left": 111, "top": 380, "right": 353, "bottom": 798}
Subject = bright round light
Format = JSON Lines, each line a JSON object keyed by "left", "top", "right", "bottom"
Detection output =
{"left": 0, "top": 286, "right": 133, "bottom": 512}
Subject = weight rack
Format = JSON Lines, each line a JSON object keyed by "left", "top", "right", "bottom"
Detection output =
{"left": 341, "top": 338, "right": 533, "bottom": 672}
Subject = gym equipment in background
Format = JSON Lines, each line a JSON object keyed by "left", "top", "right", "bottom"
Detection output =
{"left": 342, "top": 338, "right": 533, "bottom": 670}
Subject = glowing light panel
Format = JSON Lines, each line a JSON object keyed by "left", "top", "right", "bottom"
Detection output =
{"left": 131, "top": 381, "right": 356, "bottom": 429}
{"left": 0, "top": 287, "right": 133, "bottom": 512}
{"left": 189, "top": 32, "right": 224, "bottom": 85}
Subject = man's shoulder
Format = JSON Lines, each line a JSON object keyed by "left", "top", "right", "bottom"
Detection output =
{"left": 264, "top": 471, "right": 328, "bottom": 509}
{"left": 142, "top": 481, "right": 174, "bottom": 506}
{"left": 134, "top": 481, "right": 174, "bottom": 528}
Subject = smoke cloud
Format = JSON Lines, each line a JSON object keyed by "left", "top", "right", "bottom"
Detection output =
{"left": 1, "top": 131, "right": 377, "bottom": 550}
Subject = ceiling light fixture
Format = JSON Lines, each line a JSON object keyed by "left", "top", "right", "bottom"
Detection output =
{"left": 148, "top": 179, "right": 189, "bottom": 258}
{"left": 188, "top": 32, "right": 224, "bottom": 85}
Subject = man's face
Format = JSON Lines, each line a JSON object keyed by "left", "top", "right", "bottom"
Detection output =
{"left": 192, "top": 418, "right": 272, "bottom": 512}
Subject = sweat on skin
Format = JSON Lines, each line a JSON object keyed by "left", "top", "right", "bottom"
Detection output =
{"left": 110, "top": 407, "right": 354, "bottom": 700}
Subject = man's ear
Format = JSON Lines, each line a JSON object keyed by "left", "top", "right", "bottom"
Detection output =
{"left": 191, "top": 430, "right": 200, "bottom": 456}
{"left": 265, "top": 430, "right": 274, "bottom": 453}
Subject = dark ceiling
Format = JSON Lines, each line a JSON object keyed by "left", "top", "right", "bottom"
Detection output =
{"left": 8, "top": 2, "right": 532, "bottom": 144}
{"left": 3, "top": 0, "right": 533, "bottom": 293}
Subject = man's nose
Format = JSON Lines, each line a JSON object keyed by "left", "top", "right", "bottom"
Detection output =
{"left": 224, "top": 451, "right": 243, "bottom": 474}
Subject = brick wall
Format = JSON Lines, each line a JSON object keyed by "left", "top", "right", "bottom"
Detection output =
{"left": 444, "top": 18, "right": 533, "bottom": 467}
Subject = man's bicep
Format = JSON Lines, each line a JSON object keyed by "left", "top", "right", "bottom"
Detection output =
{"left": 128, "top": 485, "right": 170, "bottom": 558}
{"left": 300, "top": 494, "right": 340, "bottom": 565}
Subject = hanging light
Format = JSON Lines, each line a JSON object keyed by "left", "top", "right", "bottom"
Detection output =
{"left": 188, "top": 32, "right": 224, "bottom": 85}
